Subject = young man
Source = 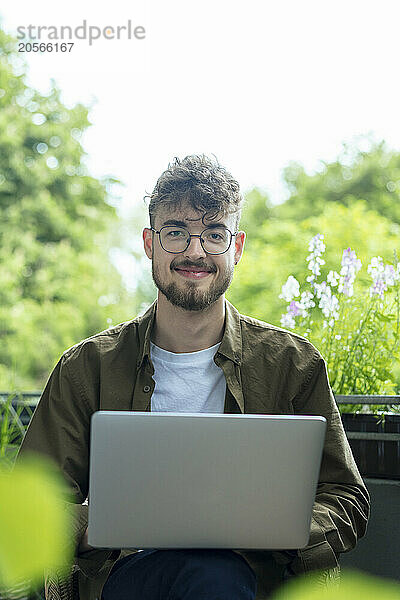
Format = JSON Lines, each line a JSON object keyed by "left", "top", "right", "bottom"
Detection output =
{"left": 17, "top": 154, "right": 370, "bottom": 600}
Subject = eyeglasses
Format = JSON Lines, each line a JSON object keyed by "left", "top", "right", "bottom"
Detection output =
{"left": 151, "top": 225, "right": 238, "bottom": 255}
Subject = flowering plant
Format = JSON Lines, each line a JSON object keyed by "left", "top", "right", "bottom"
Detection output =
{"left": 279, "top": 234, "right": 400, "bottom": 412}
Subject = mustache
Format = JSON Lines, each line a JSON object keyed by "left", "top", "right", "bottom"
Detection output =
{"left": 171, "top": 260, "right": 216, "bottom": 273}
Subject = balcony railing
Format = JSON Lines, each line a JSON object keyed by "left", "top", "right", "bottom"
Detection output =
{"left": 1, "top": 392, "right": 400, "bottom": 442}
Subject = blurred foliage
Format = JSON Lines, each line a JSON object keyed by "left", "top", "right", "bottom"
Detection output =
{"left": 0, "top": 392, "right": 25, "bottom": 465}
{"left": 275, "top": 241, "right": 399, "bottom": 405}
{"left": 238, "top": 187, "right": 272, "bottom": 240}
{"left": 227, "top": 142, "right": 400, "bottom": 393}
{"left": 0, "top": 28, "right": 137, "bottom": 390}
{"left": 227, "top": 135, "right": 400, "bottom": 395}
{"left": 228, "top": 200, "right": 399, "bottom": 328}
{"left": 0, "top": 454, "right": 73, "bottom": 592}
{"left": 276, "top": 134, "right": 400, "bottom": 225}
{"left": 114, "top": 199, "right": 157, "bottom": 314}
{"left": 271, "top": 569, "right": 400, "bottom": 599}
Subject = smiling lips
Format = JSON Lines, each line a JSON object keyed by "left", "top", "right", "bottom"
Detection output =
{"left": 174, "top": 266, "right": 213, "bottom": 279}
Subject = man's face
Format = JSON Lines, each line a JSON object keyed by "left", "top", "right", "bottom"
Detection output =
{"left": 143, "top": 204, "right": 245, "bottom": 311}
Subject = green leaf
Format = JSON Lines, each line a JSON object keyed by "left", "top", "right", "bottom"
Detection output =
{"left": 271, "top": 569, "right": 400, "bottom": 600}
{"left": 0, "top": 454, "right": 73, "bottom": 588}
{"left": 375, "top": 312, "right": 395, "bottom": 323}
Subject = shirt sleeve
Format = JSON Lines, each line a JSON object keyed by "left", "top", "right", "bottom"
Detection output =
{"left": 16, "top": 353, "right": 115, "bottom": 579}
{"left": 285, "top": 354, "right": 370, "bottom": 574}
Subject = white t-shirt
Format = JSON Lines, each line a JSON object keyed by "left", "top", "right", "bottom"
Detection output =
{"left": 150, "top": 340, "right": 226, "bottom": 413}
{"left": 135, "top": 341, "right": 226, "bottom": 552}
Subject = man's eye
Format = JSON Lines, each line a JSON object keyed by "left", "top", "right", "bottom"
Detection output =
{"left": 204, "top": 231, "right": 224, "bottom": 242}
{"left": 166, "top": 230, "right": 185, "bottom": 237}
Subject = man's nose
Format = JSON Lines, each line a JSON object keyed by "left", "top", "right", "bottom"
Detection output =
{"left": 183, "top": 235, "right": 207, "bottom": 259}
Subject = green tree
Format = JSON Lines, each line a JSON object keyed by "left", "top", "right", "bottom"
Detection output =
{"left": 0, "top": 28, "right": 136, "bottom": 389}
{"left": 238, "top": 187, "right": 272, "bottom": 241}
{"left": 276, "top": 134, "right": 400, "bottom": 224}
{"left": 231, "top": 134, "right": 400, "bottom": 325}
{"left": 228, "top": 200, "right": 399, "bottom": 328}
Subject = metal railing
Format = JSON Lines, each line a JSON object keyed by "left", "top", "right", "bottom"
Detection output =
{"left": 3, "top": 392, "right": 400, "bottom": 405}
{"left": 335, "top": 396, "right": 400, "bottom": 444}
{"left": 2, "top": 391, "right": 400, "bottom": 446}
{"left": 335, "top": 395, "right": 400, "bottom": 404}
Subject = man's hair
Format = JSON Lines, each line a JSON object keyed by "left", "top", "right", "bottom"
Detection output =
{"left": 144, "top": 154, "right": 243, "bottom": 229}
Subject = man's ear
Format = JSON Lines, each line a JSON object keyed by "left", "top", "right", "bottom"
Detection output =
{"left": 234, "top": 231, "right": 246, "bottom": 265}
{"left": 143, "top": 228, "right": 153, "bottom": 259}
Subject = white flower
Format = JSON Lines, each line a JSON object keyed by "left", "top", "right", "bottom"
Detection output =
{"left": 300, "top": 291, "right": 315, "bottom": 309}
{"left": 369, "top": 256, "right": 382, "bottom": 270}
{"left": 384, "top": 265, "right": 396, "bottom": 286}
{"left": 368, "top": 256, "right": 396, "bottom": 299}
{"left": 308, "top": 234, "right": 326, "bottom": 255}
{"left": 313, "top": 281, "right": 329, "bottom": 299}
{"left": 306, "top": 234, "right": 326, "bottom": 283}
{"left": 318, "top": 285, "right": 339, "bottom": 320}
{"left": 280, "top": 313, "right": 296, "bottom": 329}
{"left": 279, "top": 275, "right": 300, "bottom": 302}
{"left": 338, "top": 248, "right": 361, "bottom": 297}
{"left": 327, "top": 270, "right": 340, "bottom": 287}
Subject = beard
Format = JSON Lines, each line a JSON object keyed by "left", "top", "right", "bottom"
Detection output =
{"left": 152, "top": 261, "right": 234, "bottom": 311}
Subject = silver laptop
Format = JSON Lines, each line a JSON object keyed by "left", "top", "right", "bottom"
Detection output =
{"left": 88, "top": 411, "right": 326, "bottom": 550}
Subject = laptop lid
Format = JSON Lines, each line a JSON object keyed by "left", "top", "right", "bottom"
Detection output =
{"left": 88, "top": 412, "right": 326, "bottom": 550}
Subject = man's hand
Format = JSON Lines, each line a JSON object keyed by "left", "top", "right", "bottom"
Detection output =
{"left": 78, "top": 527, "right": 94, "bottom": 554}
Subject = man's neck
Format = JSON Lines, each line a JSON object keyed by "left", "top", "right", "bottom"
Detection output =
{"left": 151, "top": 293, "right": 225, "bottom": 353}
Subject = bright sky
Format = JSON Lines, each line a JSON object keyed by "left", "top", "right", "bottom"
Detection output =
{"left": 1, "top": 1, "right": 400, "bottom": 286}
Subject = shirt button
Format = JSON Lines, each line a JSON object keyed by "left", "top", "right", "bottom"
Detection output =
{"left": 143, "top": 385, "right": 151, "bottom": 392}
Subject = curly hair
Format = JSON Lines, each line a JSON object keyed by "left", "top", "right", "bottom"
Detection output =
{"left": 144, "top": 154, "right": 243, "bottom": 228}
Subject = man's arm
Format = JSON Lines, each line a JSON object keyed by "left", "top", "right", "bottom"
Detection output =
{"left": 16, "top": 353, "right": 117, "bottom": 577}
{"left": 285, "top": 355, "right": 370, "bottom": 574}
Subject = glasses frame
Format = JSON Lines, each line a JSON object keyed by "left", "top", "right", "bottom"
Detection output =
{"left": 150, "top": 225, "right": 238, "bottom": 255}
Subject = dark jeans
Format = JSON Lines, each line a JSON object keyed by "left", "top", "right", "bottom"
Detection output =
{"left": 101, "top": 549, "right": 259, "bottom": 600}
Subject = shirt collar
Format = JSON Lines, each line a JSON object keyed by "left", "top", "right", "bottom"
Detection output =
{"left": 217, "top": 299, "right": 242, "bottom": 365}
{"left": 136, "top": 299, "right": 157, "bottom": 369}
{"left": 136, "top": 298, "right": 242, "bottom": 368}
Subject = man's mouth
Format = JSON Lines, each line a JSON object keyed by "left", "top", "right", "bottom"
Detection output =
{"left": 173, "top": 266, "right": 214, "bottom": 279}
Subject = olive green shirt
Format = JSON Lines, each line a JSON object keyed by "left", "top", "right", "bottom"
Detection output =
{"left": 17, "top": 299, "right": 370, "bottom": 600}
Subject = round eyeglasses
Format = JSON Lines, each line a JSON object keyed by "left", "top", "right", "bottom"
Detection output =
{"left": 151, "top": 226, "right": 238, "bottom": 255}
